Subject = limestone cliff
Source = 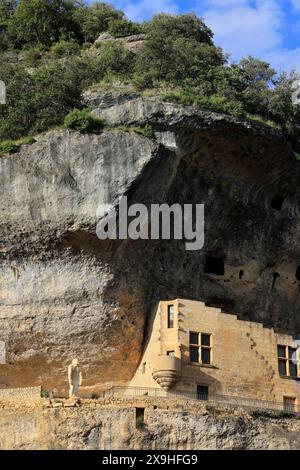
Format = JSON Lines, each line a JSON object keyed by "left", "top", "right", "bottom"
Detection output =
{"left": 1, "top": 399, "right": 300, "bottom": 450}
{"left": 1, "top": 91, "right": 300, "bottom": 394}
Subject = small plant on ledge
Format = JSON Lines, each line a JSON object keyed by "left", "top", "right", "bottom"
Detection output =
{"left": 64, "top": 109, "right": 105, "bottom": 134}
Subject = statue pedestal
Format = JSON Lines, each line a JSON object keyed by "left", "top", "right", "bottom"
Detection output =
{"left": 65, "top": 397, "right": 79, "bottom": 407}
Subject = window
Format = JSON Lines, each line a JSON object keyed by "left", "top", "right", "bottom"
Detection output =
{"left": 167, "top": 351, "right": 175, "bottom": 357}
{"left": 167, "top": 305, "right": 174, "bottom": 328}
{"left": 197, "top": 385, "right": 208, "bottom": 401}
{"left": 142, "top": 362, "right": 146, "bottom": 374}
{"left": 277, "top": 345, "right": 298, "bottom": 378}
{"left": 189, "top": 332, "right": 212, "bottom": 365}
{"left": 283, "top": 397, "right": 296, "bottom": 412}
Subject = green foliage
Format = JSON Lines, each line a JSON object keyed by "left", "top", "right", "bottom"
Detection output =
{"left": 0, "top": 135, "right": 36, "bottom": 156}
{"left": 7, "top": 0, "right": 79, "bottom": 50}
{"left": 64, "top": 108, "right": 104, "bottom": 133}
{"left": 108, "top": 18, "right": 142, "bottom": 38}
{"left": 250, "top": 409, "right": 298, "bottom": 420}
{"left": 134, "top": 14, "right": 224, "bottom": 88}
{"left": 73, "top": 2, "right": 124, "bottom": 43}
{"left": 41, "top": 390, "right": 50, "bottom": 399}
{"left": 91, "top": 42, "right": 135, "bottom": 79}
{"left": 141, "top": 124, "right": 155, "bottom": 139}
{"left": 0, "top": 7, "right": 299, "bottom": 148}
{"left": 23, "top": 45, "right": 43, "bottom": 67}
{"left": 0, "top": 139, "right": 19, "bottom": 154}
{"left": 108, "top": 124, "right": 156, "bottom": 139}
{"left": 0, "top": 60, "right": 81, "bottom": 140}
{"left": 143, "top": 13, "right": 214, "bottom": 45}
{"left": 0, "top": 0, "right": 16, "bottom": 50}
{"left": 50, "top": 39, "right": 81, "bottom": 58}
{"left": 30, "top": 61, "right": 82, "bottom": 134}
{"left": 0, "top": 64, "right": 36, "bottom": 140}
{"left": 137, "top": 124, "right": 155, "bottom": 139}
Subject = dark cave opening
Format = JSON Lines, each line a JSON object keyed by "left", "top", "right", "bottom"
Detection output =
{"left": 239, "top": 270, "right": 244, "bottom": 280}
{"left": 204, "top": 256, "right": 225, "bottom": 276}
{"left": 271, "top": 195, "right": 284, "bottom": 211}
{"left": 296, "top": 266, "right": 300, "bottom": 281}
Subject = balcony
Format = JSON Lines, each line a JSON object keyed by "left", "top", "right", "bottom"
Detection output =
{"left": 152, "top": 355, "right": 181, "bottom": 390}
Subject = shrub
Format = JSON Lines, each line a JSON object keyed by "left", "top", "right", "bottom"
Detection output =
{"left": 143, "top": 13, "right": 214, "bottom": 45}
{"left": 0, "top": 140, "right": 19, "bottom": 154}
{"left": 0, "top": 63, "right": 36, "bottom": 140}
{"left": 50, "top": 40, "right": 80, "bottom": 59}
{"left": 135, "top": 124, "right": 156, "bottom": 139}
{"left": 91, "top": 42, "right": 135, "bottom": 80}
{"left": 72, "top": 2, "right": 124, "bottom": 43}
{"left": 64, "top": 108, "right": 104, "bottom": 133}
{"left": 108, "top": 18, "right": 142, "bottom": 38}
{"left": 250, "top": 409, "right": 297, "bottom": 420}
{"left": 23, "top": 45, "right": 43, "bottom": 66}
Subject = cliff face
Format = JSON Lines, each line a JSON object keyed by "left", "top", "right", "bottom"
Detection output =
{"left": 1, "top": 400, "right": 300, "bottom": 450}
{"left": 1, "top": 92, "right": 300, "bottom": 393}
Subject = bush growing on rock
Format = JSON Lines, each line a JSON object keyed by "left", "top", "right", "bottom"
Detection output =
{"left": 64, "top": 108, "right": 104, "bottom": 133}
{"left": 72, "top": 1, "right": 124, "bottom": 44}
{"left": 0, "top": 139, "right": 19, "bottom": 154}
{"left": 108, "top": 18, "right": 142, "bottom": 38}
{"left": 50, "top": 39, "right": 81, "bottom": 59}
{"left": 0, "top": 4, "right": 299, "bottom": 150}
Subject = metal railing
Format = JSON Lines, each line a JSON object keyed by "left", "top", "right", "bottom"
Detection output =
{"left": 101, "top": 386, "right": 300, "bottom": 414}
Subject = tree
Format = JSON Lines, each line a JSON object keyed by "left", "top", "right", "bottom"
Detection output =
{"left": 238, "top": 56, "right": 276, "bottom": 117}
{"left": 0, "top": 64, "right": 36, "bottom": 140}
{"left": 143, "top": 13, "right": 214, "bottom": 45}
{"left": 268, "top": 71, "right": 300, "bottom": 136}
{"left": 31, "top": 60, "right": 82, "bottom": 133}
{"left": 73, "top": 2, "right": 124, "bottom": 43}
{"left": 7, "top": 0, "right": 78, "bottom": 49}
{"left": 108, "top": 18, "right": 142, "bottom": 38}
{"left": 135, "top": 14, "right": 224, "bottom": 87}
{"left": 0, "top": 0, "right": 16, "bottom": 50}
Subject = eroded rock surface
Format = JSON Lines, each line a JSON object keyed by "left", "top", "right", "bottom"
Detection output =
{"left": 1, "top": 95, "right": 300, "bottom": 393}
{"left": 0, "top": 400, "right": 300, "bottom": 450}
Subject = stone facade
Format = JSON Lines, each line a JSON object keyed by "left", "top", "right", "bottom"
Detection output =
{"left": 130, "top": 299, "right": 300, "bottom": 408}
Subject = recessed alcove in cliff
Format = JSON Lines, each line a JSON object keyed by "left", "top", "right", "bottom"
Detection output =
{"left": 204, "top": 256, "right": 225, "bottom": 276}
{"left": 271, "top": 195, "right": 284, "bottom": 211}
{"left": 296, "top": 266, "right": 300, "bottom": 281}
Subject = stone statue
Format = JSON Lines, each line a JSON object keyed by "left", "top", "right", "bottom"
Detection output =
{"left": 68, "top": 358, "right": 82, "bottom": 398}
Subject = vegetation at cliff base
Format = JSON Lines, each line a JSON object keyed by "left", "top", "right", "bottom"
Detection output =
{"left": 0, "top": 1, "right": 299, "bottom": 151}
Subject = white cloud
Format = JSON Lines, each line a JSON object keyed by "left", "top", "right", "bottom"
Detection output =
{"left": 112, "top": 0, "right": 300, "bottom": 72}
{"left": 201, "top": 0, "right": 283, "bottom": 59}
{"left": 114, "top": 0, "right": 179, "bottom": 22}
{"left": 265, "top": 47, "right": 300, "bottom": 72}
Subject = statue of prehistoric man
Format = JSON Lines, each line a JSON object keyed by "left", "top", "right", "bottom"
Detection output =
{"left": 68, "top": 358, "right": 82, "bottom": 398}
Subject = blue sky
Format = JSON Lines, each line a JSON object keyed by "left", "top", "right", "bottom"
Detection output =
{"left": 96, "top": 0, "right": 300, "bottom": 72}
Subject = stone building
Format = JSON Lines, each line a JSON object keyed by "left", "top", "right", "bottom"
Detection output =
{"left": 130, "top": 299, "right": 300, "bottom": 410}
